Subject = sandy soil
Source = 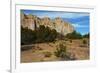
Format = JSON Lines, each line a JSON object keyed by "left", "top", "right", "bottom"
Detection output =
{"left": 21, "top": 39, "right": 89, "bottom": 63}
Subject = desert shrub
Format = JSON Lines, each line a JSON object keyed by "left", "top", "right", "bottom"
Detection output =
{"left": 21, "top": 26, "right": 37, "bottom": 45}
{"left": 54, "top": 43, "right": 71, "bottom": 60}
{"left": 83, "top": 39, "right": 87, "bottom": 44}
{"left": 35, "top": 25, "right": 58, "bottom": 43}
{"left": 83, "top": 33, "right": 89, "bottom": 38}
{"left": 66, "top": 31, "right": 82, "bottom": 39}
{"left": 21, "top": 25, "right": 58, "bottom": 45}
{"left": 54, "top": 43, "right": 76, "bottom": 60}
{"left": 69, "top": 39, "right": 72, "bottom": 43}
{"left": 79, "top": 39, "right": 88, "bottom": 47}
{"left": 44, "top": 51, "right": 52, "bottom": 57}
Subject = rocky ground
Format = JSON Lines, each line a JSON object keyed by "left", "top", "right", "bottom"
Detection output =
{"left": 21, "top": 39, "right": 89, "bottom": 63}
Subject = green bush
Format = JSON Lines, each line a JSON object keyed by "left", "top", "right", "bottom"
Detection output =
{"left": 54, "top": 43, "right": 76, "bottom": 60}
{"left": 82, "top": 39, "right": 87, "bottom": 44}
{"left": 83, "top": 33, "right": 89, "bottom": 38}
{"left": 66, "top": 31, "right": 82, "bottom": 39}
{"left": 54, "top": 43, "right": 71, "bottom": 60}
{"left": 21, "top": 26, "right": 37, "bottom": 45}
{"left": 36, "top": 25, "right": 57, "bottom": 43}
{"left": 21, "top": 25, "right": 58, "bottom": 45}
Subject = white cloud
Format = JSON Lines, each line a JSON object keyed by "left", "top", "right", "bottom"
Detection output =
{"left": 32, "top": 11, "right": 89, "bottom": 19}
{"left": 72, "top": 23, "right": 88, "bottom": 28}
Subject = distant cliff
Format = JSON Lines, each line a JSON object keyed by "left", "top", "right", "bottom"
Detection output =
{"left": 21, "top": 13, "right": 74, "bottom": 35}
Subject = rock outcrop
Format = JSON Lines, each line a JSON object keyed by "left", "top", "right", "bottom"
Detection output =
{"left": 21, "top": 13, "right": 74, "bottom": 35}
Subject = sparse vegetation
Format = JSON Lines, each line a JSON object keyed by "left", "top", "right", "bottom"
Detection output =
{"left": 66, "top": 31, "right": 82, "bottom": 39}
{"left": 37, "top": 25, "right": 58, "bottom": 43}
{"left": 83, "top": 33, "right": 89, "bottom": 38}
{"left": 21, "top": 26, "right": 89, "bottom": 62}
{"left": 21, "top": 25, "right": 58, "bottom": 45}
{"left": 21, "top": 13, "right": 89, "bottom": 63}
{"left": 69, "top": 39, "right": 72, "bottom": 43}
{"left": 21, "top": 26, "right": 37, "bottom": 45}
{"left": 54, "top": 43, "right": 71, "bottom": 60}
{"left": 83, "top": 39, "right": 87, "bottom": 45}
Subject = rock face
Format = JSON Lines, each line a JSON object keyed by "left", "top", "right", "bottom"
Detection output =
{"left": 21, "top": 13, "right": 74, "bottom": 35}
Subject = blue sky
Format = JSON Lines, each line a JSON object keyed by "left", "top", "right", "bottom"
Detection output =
{"left": 21, "top": 10, "right": 90, "bottom": 35}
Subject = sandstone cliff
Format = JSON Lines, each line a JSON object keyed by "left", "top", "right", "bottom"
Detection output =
{"left": 21, "top": 13, "right": 74, "bottom": 35}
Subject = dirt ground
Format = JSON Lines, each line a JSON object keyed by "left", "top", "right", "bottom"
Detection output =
{"left": 21, "top": 39, "right": 89, "bottom": 63}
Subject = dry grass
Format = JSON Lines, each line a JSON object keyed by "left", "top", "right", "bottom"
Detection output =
{"left": 21, "top": 39, "right": 89, "bottom": 63}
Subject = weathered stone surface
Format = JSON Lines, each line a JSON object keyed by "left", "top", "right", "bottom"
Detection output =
{"left": 21, "top": 13, "right": 75, "bottom": 35}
